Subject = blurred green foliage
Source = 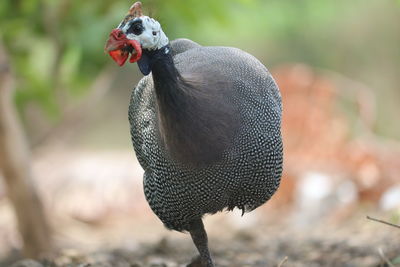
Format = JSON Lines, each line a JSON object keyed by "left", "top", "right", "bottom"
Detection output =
{"left": 0, "top": 0, "right": 126, "bottom": 118}
{"left": 0, "top": 0, "right": 399, "bottom": 138}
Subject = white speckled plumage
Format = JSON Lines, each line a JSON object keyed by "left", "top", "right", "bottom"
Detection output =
{"left": 128, "top": 39, "right": 283, "bottom": 231}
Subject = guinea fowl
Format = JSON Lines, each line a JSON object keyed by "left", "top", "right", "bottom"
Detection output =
{"left": 105, "top": 2, "right": 283, "bottom": 266}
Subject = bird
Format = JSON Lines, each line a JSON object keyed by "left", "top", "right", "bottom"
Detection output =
{"left": 105, "top": 2, "right": 283, "bottom": 266}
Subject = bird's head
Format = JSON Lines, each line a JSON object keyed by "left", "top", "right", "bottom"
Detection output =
{"left": 104, "top": 1, "right": 168, "bottom": 67}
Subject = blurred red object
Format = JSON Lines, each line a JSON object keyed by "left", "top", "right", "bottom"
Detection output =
{"left": 269, "top": 64, "right": 400, "bottom": 209}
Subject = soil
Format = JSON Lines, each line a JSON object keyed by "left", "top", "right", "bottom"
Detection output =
{"left": 5, "top": 219, "right": 400, "bottom": 267}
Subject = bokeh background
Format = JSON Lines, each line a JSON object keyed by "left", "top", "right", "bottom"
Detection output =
{"left": 0, "top": 0, "right": 399, "bottom": 266}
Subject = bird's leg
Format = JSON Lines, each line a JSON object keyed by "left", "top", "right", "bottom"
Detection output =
{"left": 187, "top": 218, "right": 214, "bottom": 267}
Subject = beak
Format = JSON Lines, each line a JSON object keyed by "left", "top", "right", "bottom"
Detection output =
{"left": 105, "top": 29, "right": 142, "bottom": 66}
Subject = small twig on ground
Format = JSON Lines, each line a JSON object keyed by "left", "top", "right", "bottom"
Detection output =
{"left": 277, "top": 256, "right": 288, "bottom": 267}
{"left": 366, "top": 216, "right": 400, "bottom": 229}
{"left": 378, "top": 247, "right": 395, "bottom": 267}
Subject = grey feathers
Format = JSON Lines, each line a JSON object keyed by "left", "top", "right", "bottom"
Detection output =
{"left": 169, "top": 38, "right": 201, "bottom": 56}
{"left": 128, "top": 39, "right": 283, "bottom": 231}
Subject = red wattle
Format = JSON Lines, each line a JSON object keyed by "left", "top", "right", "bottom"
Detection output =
{"left": 105, "top": 29, "right": 143, "bottom": 66}
{"left": 128, "top": 40, "right": 142, "bottom": 63}
{"left": 109, "top": 49, "right": 129, "bottom": 66}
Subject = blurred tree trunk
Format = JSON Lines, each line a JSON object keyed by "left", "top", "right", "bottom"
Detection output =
{"left": 0, "top": 42, "right": 52, "bottom": 258}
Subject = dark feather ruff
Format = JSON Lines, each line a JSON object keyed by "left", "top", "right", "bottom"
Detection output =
{"left": 140, "top": 45, "right": 238, "bottom": 166}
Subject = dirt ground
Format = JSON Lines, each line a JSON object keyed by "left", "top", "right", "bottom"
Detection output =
{"left": 4, "top": 214, "right": 400, "bottom": 267}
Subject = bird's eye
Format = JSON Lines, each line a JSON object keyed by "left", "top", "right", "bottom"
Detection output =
{"left": 152, "top": 31, "right": 157, "bottom": 36}
{"left": 127, "top": 20, "right": 144, "bottom": 35}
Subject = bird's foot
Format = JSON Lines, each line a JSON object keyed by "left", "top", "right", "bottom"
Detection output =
{"left": 187, "top": 255, "right": 214, "bottom": 267}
